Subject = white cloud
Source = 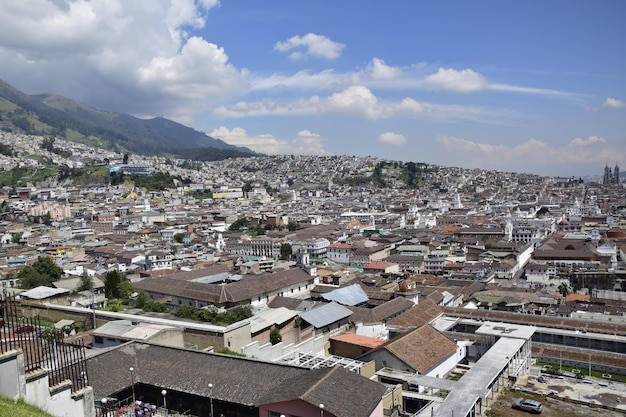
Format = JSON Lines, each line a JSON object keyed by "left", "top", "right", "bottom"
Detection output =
{"left": 365, "top": 58, "right": 403, "bottom": 80}
{"left": 0, "top": 0, "right": 236, "bottom": 120}
{"left": 137, "top": 36, "right": 246, "bottom": 98}
{"left": 208, "top": 126, "right": 327, "bottom": 155}
{"left": 436, "top": 134, "right": 623, "bottom": 170}
{"left": 424, "top": 67, "right": 488, "bottom": 93}
{"left": 216, "top": 85, "right": 505, "bottom": 122}
{"left": 569, "top": 135, "right": 606, "bottom": 146}
{"left": 603, "top": 97, "right": 625, "bottom": 108}
{"left": 378, "top": 132, "right": 406, "bottom": 146}
{"left": 327, "top": 86, "right": 380, "bottom": 117}
{"left": 274, "top": 33, "right": 345, "bottom": 60}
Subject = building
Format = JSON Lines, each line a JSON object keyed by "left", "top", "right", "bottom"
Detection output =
{"left": 87, "top": 341, "right": 389, "bottom": 417}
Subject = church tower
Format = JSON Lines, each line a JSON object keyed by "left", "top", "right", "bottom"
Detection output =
{"left": 603, "top": 164, "right": 612, "bottom": 185}
{"left": 614, "top": 164, "right": 620, "bottom": 184}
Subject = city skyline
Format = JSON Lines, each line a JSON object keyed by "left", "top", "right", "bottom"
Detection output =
{"left": 1, "top": 0, "right": 625, "bottom": 176}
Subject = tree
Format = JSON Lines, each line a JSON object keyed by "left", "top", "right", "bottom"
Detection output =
{"left": 41, "top": 212, "right": 52, "bottom": 226}
{"left": 11, "top": 232, "right": 22, "bottom": 244}
{"left": 135, "top": 292, "right": 147, "bottom": 309}
{"left": 41, "top": 137, "right": 55, "bottom": 152}
{"left": 280, "top": 243, "right": 293, "bottom": 260}
{"left": 76, "top": 273, "right": 94, "bottom": 292}
{"left": 103, "top": 270, "right": 133, "bottom": 299}
{"left": 32, "top": 256, "right": 63, "bottom": 281}
{"left": 17, "top": 267, "right": 51, "bottom": 289}
{"left": 122, "top": 153, "right": 129, "bottom": 164}
{"left": 174, "top": 233, "right": 186, "bottom": 244}
{"left": 558, "top": 282, "right": 569, "bottom": 298}
{"left": 270, "top": 327, "right": 282, "bottom": 345}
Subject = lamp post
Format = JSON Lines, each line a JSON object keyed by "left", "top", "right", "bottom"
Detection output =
{"left": 208, "top": 383, "right": 214, "bottom": 417}
{"left": 91, "top": 291, "right": 97, "bottom": 329}
{"left": 161, "top": 389, "right": 167, "bottom": 410}
{"left": 101, "top": 398, "right": 108, "bottom": 417}
{"left": 319, "top": 403, "right": 324, "bottom": 417}
{"left": 129, "top": 367, "right": 136, "bottom": 404}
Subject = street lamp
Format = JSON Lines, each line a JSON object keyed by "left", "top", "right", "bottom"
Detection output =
{"left": 161, "top": 389, "right": 167, "bottom": 410}
{"left": 319, "top": 403, "right": 324, "bottom": 417}
{"left": 208, "top": 383, "right": 214, "bottom": 417}
{"left": 101, "top": 398, "right": 108, "bottom": 417}
{"left": 129, "top": 367, "right": 136, "bottom": 404}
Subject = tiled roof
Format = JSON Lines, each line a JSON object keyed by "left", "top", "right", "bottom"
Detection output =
{"left": 86, "top": 342, "right": 385, "bottom": 417}
{"left": 330, "top": 333, "right": 386, "bottom": 349}
{"left": 384, "top": 325, "right": 458, "bottom": 373}
{"left": 133, "top": 267, "right": 314, "bottom": 304}
{"left": 386, "top": 298, "right": 443, "bottom": 328}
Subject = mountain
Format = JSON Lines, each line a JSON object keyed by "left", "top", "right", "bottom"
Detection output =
{"left": 0, "top": 79, "right": 257, "bottom": 160}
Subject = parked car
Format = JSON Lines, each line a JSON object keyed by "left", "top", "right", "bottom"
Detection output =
{"left": 512, "top": 398, "right": 543, "bottom": 414}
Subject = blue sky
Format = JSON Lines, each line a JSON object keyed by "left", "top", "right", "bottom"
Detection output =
{"left": 1, "top": 1, "right": 625, "bottom": 176}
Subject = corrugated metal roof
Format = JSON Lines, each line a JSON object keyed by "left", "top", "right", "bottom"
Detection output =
{"left": 321, "top": 283, "right": 369, "bottom": 306}
{"left": 299, "top": 302, "right": 353, "bottom": 328}
{"left": 19, "top": 285, "right": 69, "bottom": 300}
{"left": 249, "top": 307, "right": 297, "bottom": 333}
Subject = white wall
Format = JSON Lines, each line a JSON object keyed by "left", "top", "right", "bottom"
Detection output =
{"left": 0, "top": 349, "right": 96, "bottom": 417}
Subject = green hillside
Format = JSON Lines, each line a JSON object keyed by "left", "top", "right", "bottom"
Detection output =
{"left": 0, "top": 79, "right": 258, "bottom": 160}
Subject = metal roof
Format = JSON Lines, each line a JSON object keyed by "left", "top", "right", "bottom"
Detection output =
{"left": 249, "top": 307, "right": 297, "bottom": 333}
{"left": 299, "top": 302, "right": 353, "bottom": 328}
{"left": 321, "top": 283, "right": 369, "bottom": 306}
{"left": 19, "top": 286, "right": 69, "bottom": 300}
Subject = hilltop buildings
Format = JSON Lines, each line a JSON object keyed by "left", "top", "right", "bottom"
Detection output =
{"left": 1, "top": 134, "right": 626, "bottom": 417}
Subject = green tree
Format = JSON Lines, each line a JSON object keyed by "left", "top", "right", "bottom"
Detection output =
{"left": 32, "top": 256, "right": 63, "bottom": 281}
{"left": 135, "top": 292, "right": 147, "bottom": 309}
{"left": 103, "top": 270, "right": 133, "bottom": 299}
{"left": 76, "top": 273, "right": 94, "bottom": 292}
{"left": 280, "top": 243, "right": 293, "bottom": 260}
{"left": 41, "top": 212, "right": 52, "bottom": 226}
{"left": 19, "top": 256, "right": 63, "bottom": 288}
{"left": 17, "top": 267, "right": 51, "bottom": 289}
{"left": 270, "top": 327, "right": 282, "bottom": 345}
{"left": 11, "top": 232, "right": 22, "bottom": 244}
{"left": 558, "top": 282, "right": 569, "bottom": 298}
{"left": 174, "top": 233, "right": 186, "bottom": 244}
{"left": 142, "top": 301, "right": 169, "bottom": 313}
{"left": 41, "top": 137, "right": 55, "bottom": 152}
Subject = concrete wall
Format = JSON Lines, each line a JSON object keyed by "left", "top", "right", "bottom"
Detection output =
{"left": 150, "top": 328, "right": 185, "bottom": 348}
{"left": 242, "top": 334, "right": 326, "bottom": 361}
{"left": 0, "top": 349, "right": 96, "bottom": 417}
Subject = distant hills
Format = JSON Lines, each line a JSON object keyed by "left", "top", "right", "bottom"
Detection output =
{"left": 0, "top": 79, "right": 258, "bottom": 160}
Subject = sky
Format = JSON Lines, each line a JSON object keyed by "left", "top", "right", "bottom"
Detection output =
{"left": 1, "top": 0, "right": 625, "bottom": 177}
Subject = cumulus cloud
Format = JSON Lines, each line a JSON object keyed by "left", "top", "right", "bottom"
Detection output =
{"left": 274, "top": 33, "right": 345, "bottom": 60}
{"left": 365, "top": 58, "right": 403, "bottom": 80}
{"left": 137, "top": 36, "right": 246, "bottom": 98}
{"left": 603, "top": 97, "right": 625, "bottom": 108}
{"left": 436, "top": 134, "right": 623, "bottom": 171}
{"left": 208, "top": 127, "right": 327, "bottom": 155}
{"left": 424, "top": 68, "right": 489, "bottom": 93}
{"left": 378, "top": 132, "right": 407, "bottom": 146}
{"left": 0, "top": 0, "right": 242, "bottom": 120}
{"left": 569, "top": 136, "right": 606, "bottom": 146}
{"left": 216, "top": 85, "right": 505, "bottom": 122}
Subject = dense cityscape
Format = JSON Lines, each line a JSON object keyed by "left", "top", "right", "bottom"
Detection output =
{"left": 0, "top": 131, "right": 625, "bottom": 417}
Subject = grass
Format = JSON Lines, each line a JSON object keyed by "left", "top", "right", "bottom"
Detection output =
{"left": 0, "top": 396, "right": 54, "bottom": 417}
{"left": 536, "top": 361, "right": 626, "bottom": 383}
